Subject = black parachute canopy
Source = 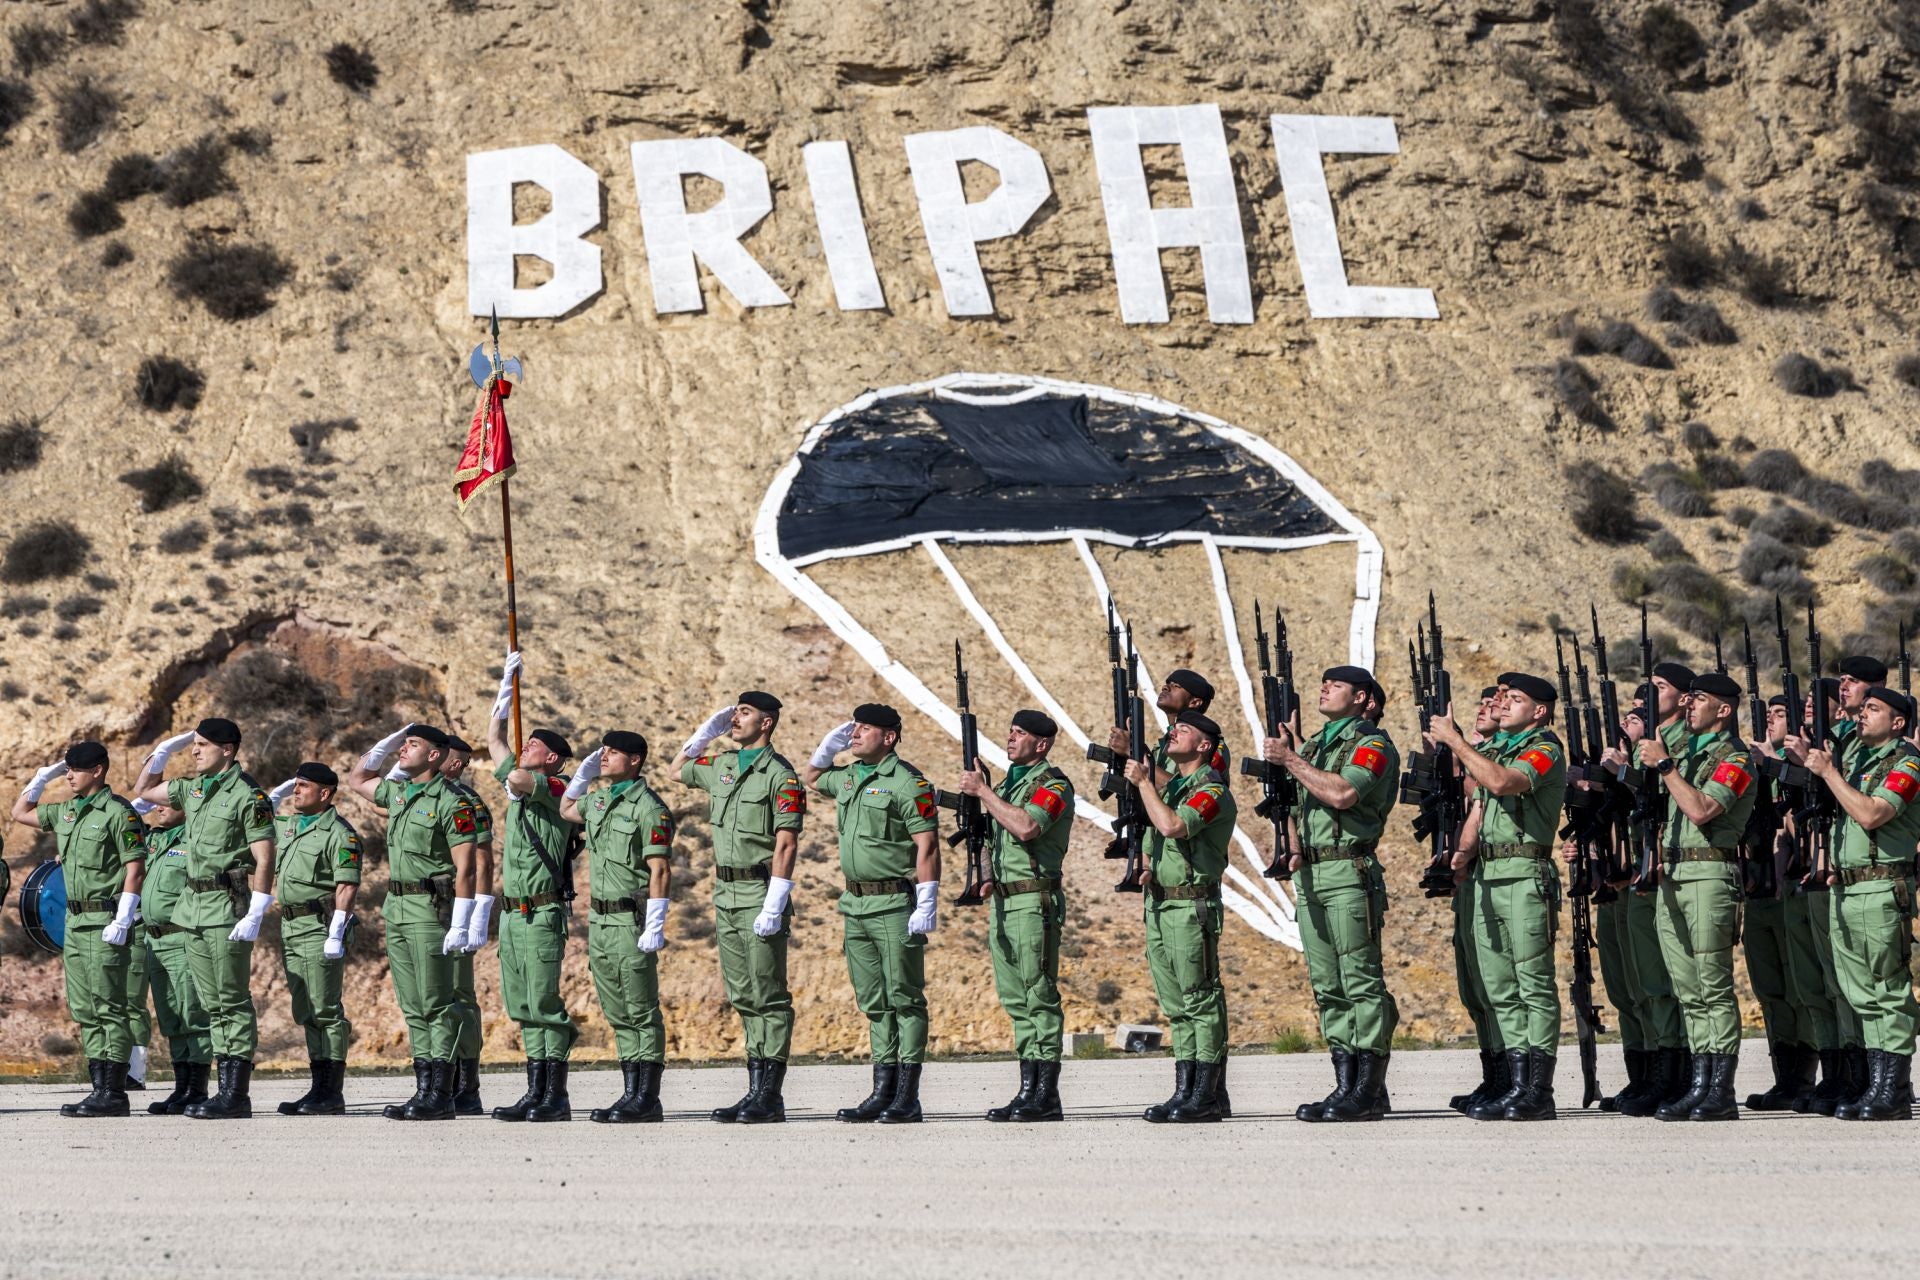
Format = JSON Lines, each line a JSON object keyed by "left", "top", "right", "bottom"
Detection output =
{"left": 775, "top": 386, "right": 1340, "bottom": 561}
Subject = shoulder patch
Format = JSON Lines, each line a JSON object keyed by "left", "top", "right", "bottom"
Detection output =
{"left": 1519, "top": 748, "right": 1556, "bottom": 775}
{"left": 1710, "top": 761, "right": 1754, "bottom": 797}
{"left": 776, "top": 779, "right": 807, "bottom": 814}
{"left": 649, "top": 815, "right": 674, "bottom": 846}
{"left": 547, "top": 775, "right": 567, "bottom": 798}
{"left": 1182, "top": 786, "right": 1222, "bottom": 823}
{"left": 1884, "top": 767, "right": 1920, "bottom": 801}
{"left": 1350, "top": 744, "right": 1388, "bottom": 777}
{"left": 452, "top": 803, "right": 478, "bottom": 836}
{"left": 1031, "top": 786, "right": 1066, "bottom": 819}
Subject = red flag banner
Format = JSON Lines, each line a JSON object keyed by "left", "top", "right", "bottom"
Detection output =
{"left": 454, "top": 378, "right": 517, "bottom": 510}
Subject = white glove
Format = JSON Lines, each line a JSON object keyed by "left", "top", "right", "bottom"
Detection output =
{"left": 385, "top": 763, "right": 408, "bottom": 782}
{"left": 268, "top": 777, "right": 298, "bottom": 807}
{"left": 131, "top": 798, "right": 156, "bottom": 816}
{"left": 467, "top": 894, "right": 495, "bottom": 951}
{"left": 23, "top": 761, "right": 67, "bottom": 802}
{"left": 102, "top": 891, "right": 140, "bottom": 946}
{"left": 908, "top": 880, "right": 939, "bottom": 935}
{"left": 128, "top": 1045, "right": 148, "bottom": 1086}
{"left": 681, "top": 705, "right": 737, "bottom": 759}
{"left": 324, "top": 910, "right": 349, "bottom": 961}
{"left": 444, "top": 898, "right": 476, "bottom": 954}
{"left": 143, "top": 730, "right": 195, "bottom": 775}
{"left": 753, "top": 876, "right": 793, "bottom": 937}
{"left": 810, "top": 720, "right": 857, "bottom": 769}
{"left": 228, "top": 891, "right": 273, "bottom": 942}
{"left": 638, "top": 898, "right": 669, "bottom": 953}
{"left": 490, "top": 650, "right": 523, "bottom": 720}
{"left": 563, "top": 747, "right": 604, "bottom": 800}
{"left": 359, "top": 725, "right": 410, "bottom": 772}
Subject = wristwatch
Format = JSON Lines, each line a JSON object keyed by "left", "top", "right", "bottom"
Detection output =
{"left": 1654, "top": 758, "right": 1676, "bottom": 777}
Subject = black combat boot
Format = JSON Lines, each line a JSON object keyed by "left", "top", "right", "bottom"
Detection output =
{"left": 1604, "top": 1048, "right": 1644, "bottom": 1113}
{"left": 1836, "top": 1050, "right": 1888, "bottom": 1121}
{"left": 1624, "top": 1048, "right": 1680, "bottom": 1117}
{"left": 1656, "top": 1051, "right": 1712, "bottom": 1121}
{"left": 71, "top": 1060, "right": 131, "bottom": 1118}
{"left": 1745, "top": 1043, "right": 1806, "bottom": 1112}
{"left": 877, "top": 1063, "right": 924, "bottom": 1123}
{"left": 1015, "top": 1061, "right": 1063, "bottom": 1122}
{"left": 279, "top": 1060, "right": 327, "bottom": 1115}
{"left": 988, "top": 1061, "right": 1038, "bottom": 1122}
{"left": 188, "top": 1056, "right": 253, "bottom": 1119}
{"left": 620, "top": 1061, "right": 664, "bottom": 1122}
{"left": 591, "top": 1061, "right": 643, "bottom": 1123}
{"left": 1144, "top": 1060, "right": 1193, "bottom": 1123}
{"left": 1322, "top": 1052, "right": 1388, "bottom": 1122}
{"left": 1299, "top": 1048, "right": 1353, "bottom": 1122}
{"left": 1469, "top": 1050, "right": 1530, "bottom": 1121}
{"left": 492, "top": 1059, "right": 544, "bottom": 1121}
{"left": 1688, "top": 1053, "right": 1739, "bottom": 1121}
{"left": 712, "top": 1060, "right": 760, "bottom": 1123}
{"left": 1451, "top": 1050, "right": 1504, "bottom": 1114}
{"left": 452, "top": 1058, "right": 484, "bottom": 1116}
{"left": 1216, "top": 1056, "right": 1232, "bottom": 1118}
{"left": 838, "top": 1063, "right": 898, "bottom": 1122}
{"left": 1850, "top": 1053, "right": 1915, "bottom": 1121}
{"left": 382, "top": 1058, "right": 430, "bottom": 1120}
{"left": 60, "top": 1060, "right": 107, "bottom": 1118}
{"left": 296, "top": 1060, "right": 346, "bottom": 1115}
{"left": 1842, "top": 1045, "right": 1872, "bottom": 1114}
{"left": 1802, "top": 1048, "right": 1849, "bottom": 1115}
{"left": 1169, "top": 1060, "right": 1225, "bottom": 1123}
{"left": 149, "top": 1060, "right": 196, "bottom": 1115}
{"left": 526, "top": 1060, "right": 571, "bottom": 1122}
{"left": 740, "top": 1060, "right": 788, "bottom": 1124}
{"left": 400, "top": 1059, "right": 455, "bottom": 1120}
{"left": 1504, "top": 1050, "right": 1557, "bottom": 1121}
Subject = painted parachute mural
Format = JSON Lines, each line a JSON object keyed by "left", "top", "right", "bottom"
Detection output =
{"left": 754, "top": 372, "right": 1383, "bottom": 947}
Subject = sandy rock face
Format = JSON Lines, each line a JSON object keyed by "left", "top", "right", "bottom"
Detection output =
{"left": 2, "top": 1, "right": 1917, "bottom": 1067}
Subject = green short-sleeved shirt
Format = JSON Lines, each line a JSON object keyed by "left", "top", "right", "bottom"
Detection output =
{"left": 141, "top": 824, "right": 189, "bottom": 925}
{"left": 166, "top": 767, "right": 274, "bottom": 928}
{"left": 682, "top": 747, "right": 804, "bottom": 909}
{"left": 1145, "top": 767, "right": 1236, "bottom": 889}
{"left": 990, "top": 763, "right": 1076, "bottom": 884}
{"left": 1476, "top": 726, "right": 1568, "bottom": 873}
{"left": 373, "top": 775, "right": 478, "bottom": 926}
{"left": 1834, "top": 739, "right": 1920, "bottom": 871}
{"left": 1298, "top": 717, "right": 1400, "bottom": 850}
{"left": 493, "top": 757, "right": 574, "bottom": 900}
{"left": 274, "top": 808, "right": 363, "bottom": 908}
{"left": 813, "top": 752, "right": 937, "bottom": 916}
{"left": 581, "top": 779, "right": 673, "bottom": 913}
{"left": 1663, "top": 730, "right": 1758, "bottom": 879}
{"left": 38, "top": 789, "right": 144, "bottom": 922}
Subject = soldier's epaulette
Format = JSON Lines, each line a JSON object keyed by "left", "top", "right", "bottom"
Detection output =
{"left": 894, "top": 758, "right": 931, "bottom": 784}
{"left": 239, "top": 770, "right": 259, "bottom": 787}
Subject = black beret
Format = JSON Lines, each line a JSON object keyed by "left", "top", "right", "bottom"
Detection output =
{"left": 1767, "top": 694, "right": 1792, "bottom": 709}
{"left": 529, "top": 728, "right": 572, "bottom": 760}
{"left": 195, "top": 717, "right": 241, "bottom": 747}
{"left": 406, "top": 723, "right": 450, "bottom": 748}
{"left": 1840, "top": 655, "right": 1890, "bottom": 683}
{"left": 1865, "top": 687, "right": 1915, "bottom": 724}
{"left": 1480, "top": 686, "right": 1501, "bottom": 701}
{"left": 1499, "top": 672, "right": 1557, "bottom": 704}
{"left": 444, "top": 734, "right": 473, "bottom": 755}
{"left": 1176, "top": 710, "right": 1223, "bottom": 744}
{"left": 738, "top": 690, "right": 782, "bottom": 714}
{"left": 1652, "top": 662, "right": 1696, "bottom": 689}
{"left": 64, "top": 740, "right": 108, "bottom": 770}
{"left": 295, "top": 761, "right": 339, "bottom": 788}
{"left": 1322, "top": 664, "right": 1373, "bottom": 688}
{"left": 1166, "top": 669, "right": 1214, "bottom": 703}
{"left": 602, "top": 730, "right": 648, "bottom": 758}
{"left": 853, "top": 703, "right": 902, "bottom": 731}
{"left": 1011, "top": 709, "right": 1058, "bottom": 739}
{"left": 1689, "top": 672, "right": 1742, "bottom": 702}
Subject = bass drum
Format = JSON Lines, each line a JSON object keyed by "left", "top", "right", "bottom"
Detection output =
{"left": 19, "top": 860, "right": 65, "bottom": 954}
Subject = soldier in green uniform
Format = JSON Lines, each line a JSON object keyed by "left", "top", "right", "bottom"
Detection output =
{"left": 270, "top": 763, "right": 362, "bottom": 1117}
{"left": 1107, "top": 669, "right": 1230, "bottom": 787}
{"left": 348, "top": 723, "right": 480, "bottom": 1121}
{"left": 1804, "top": 686, "right": 1920, "bottom": 1120}
{"left": 802, "top": 704, "right": 941, "bottom": 1124}
{"left": 560, "top": 730, "right": 674, "bottom": 1124}
{"left": 1741, "top": 695, "right": 1817, "bottom": 1110}
{"left": 956, "top": 709, "right": 1076, "bottom": 1123}
{"left": 679, "top": 692, "right": 805, "bottom": 1124}
{"left": 439, "top": 733, "right": 495, "bottom": 1115}
{"left": 1635, "top": 672, "right": 1759, "bottom": 1120}
{"left": 132, "top": 719, "right": 276, "bottom": 1119}
{"left": 1261, "top": 667, "right": 1402, "bottom": 1122}
{"left": 12, "top": 742, "right": 146, "bottom": 1117}
{"left": 1428, "top": 672, "right": 1567, "bottom": 1121}
{"left": 1124, "top": 711, "right": 1236, "bottom": 1124}
{"left": 131, "top": 798, "right": 214, "bottom": 1114}
{"left": 487, "top": 683, "right": 578, "bottom": 1123}
{"left": 1450, "top": 687, "right": 1508, "bottom": 1113}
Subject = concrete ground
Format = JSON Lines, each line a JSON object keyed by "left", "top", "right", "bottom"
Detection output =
{"left": 0, "top": 1044, "right": 1907, "bottom": 1279}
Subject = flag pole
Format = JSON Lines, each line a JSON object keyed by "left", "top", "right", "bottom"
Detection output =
{"left": 499, "top": 473, "right": 523, "bottom": 755}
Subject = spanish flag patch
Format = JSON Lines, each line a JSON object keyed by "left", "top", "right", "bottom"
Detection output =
{"left": 1710, "top": 761, "right": 1753, "bottom": 797}
{"left": 1885, "top": 769, "right": 1919, "bottom": 801}
{"left": 1031, "top": 787, "right": 1066, "bottom": 819}
{"left": 1183, "top": 788, "right": 1221, "bottom": 822}
{"left": 1351, "top": 745, "right": 1387, "bottom": 776}
{"left": 1519, "top": 749, "right": 1555, "bottom": 775}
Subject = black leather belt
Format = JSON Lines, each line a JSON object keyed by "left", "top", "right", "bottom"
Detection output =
{"left": 994, "top": 876, "right": 1061, "bottom": 898}
{"left": 715, "top": 864, "right": 772, "bottom": 883}
{"left": 145, "top": 921, "right": 183, "bottom": 938}
{"left": 387, "top": 879, "right": 450, "bottom": 896}
{"left": 1300, "top": 842, "right": 1378, "bottom": 865}
{"left": 186, "top": 873, "right": 247, "bottom": 894}
{"left": 590, "top": 896, "right": 640, "bottom": 915}
{"left": 1146, "top": 882, "right": 1221, "bottom": 903}
{"left": 843, "top": 878, "right": 912, "bottom": 897}
{"left": 505, "top": 891, "right": 563, "bottom": 913}
{"left": 1666, "top": 847, "right": 1739, "bottom": 864}
{"left": 281, "top": 898, "right": 331, "bottom": 922}
{"left": 67, "top": 897, "right": 117, "bottom": 915}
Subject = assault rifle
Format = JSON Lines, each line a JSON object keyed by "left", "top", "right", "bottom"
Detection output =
{"left": 1085, "top": 606, "right": 1147, "bottom": 893}
{"left": 1239, "top": 601, "right": 1300, "bottom": 880}
{"left": 1795, "top": 600, "right": 1837, "bottom": 887}
{"left": 1900, "top": 622, "right": 1912, "bottom": 699}
{"left": 1556, "top": 631, "right": 1606, "bottom": 1108}
{"left": 1625, "top": 601, "right": 1665, "bottom": 893}
{"left": 1587, "top": 606, "right": 1633, "bottom": 886}
{"left": 1763, "top": 596, "right": 1813, "bottom": 882}
{"left": 946, "top": 642, "right": 989, "bottom": 907}
{"left": 1401, "top": 593, "right": 1465, "bottom": 898}
{"left": 1738, "top": 622, "right": 1781, "bottom": 902}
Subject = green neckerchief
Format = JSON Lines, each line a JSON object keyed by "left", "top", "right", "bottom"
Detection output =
{"left": 1316, "top": 716, "right": 1358, "bottom": 749}
{"left": 1005, "top": 762, "right": 1035, "bottom": 789}
{"left": 852, "top": 761, "right": 879, "bottom": 787}
{"left": 736, "top": 747, "right": 766, "bottom": 771}
{"left": 405, "top": 780, "right": 429, "bottom": 801}
{"left": 200, "top": 764, "right": 235, "bottom": 790}
{"left": 71, "top": 786, "right": 109, "bottom": 814}
{"left": 610, "top": 779, "right": 636, "bottom": 800}
{"left": 296, "top": 812, "right": 321, "bottom": 834}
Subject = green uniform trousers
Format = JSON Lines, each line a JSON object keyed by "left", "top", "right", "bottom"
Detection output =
{"left": 1742, "top": 896, "right": 1800, "bottom": 1049}
{"left": 989, "top": 892, "right": 1064, "bottom": 1062}
{"left": 145, "top": 930, "right": 212, "bottom": 1064}
{"left": 387, "top": 918, "right": 461, "bottom": 1060}
{"left": 123, "top": 923, "right": 151, "bottom": 1058}
{"left": 1472, "top": 863, "right": 1561, "bottom": 1053}
{"left": 1452, "top": 862, "right": 1498, "bottom": 1050}
{"left": 587, "top": 915, "right": 664, "bottom": 1063}
{"left": 1595, "top": 896, "right": 1646, "bottom": 1050}
{"left": 1297, "top": 860, "right": 1398, "bottom": 1054}
{"left": 1654, "top": 874, "right": 1742, "bottom": 1054}
{"left": 280, "top": 915, "right": 350, "bottom": 1060}
{"left": 715, "top": 902, "right": 794, "bottom": 1062}
{"left": 1145, "top": 896, "right": 1227, "bottom": 1064}
{"left": 1829, "top": 880, "right": 1919, "bottom": 1056}
{"left": 183, "top": 925, "right": 256, "bottom": 1059}
{"left": 1782, "top": 891, "right": 1838, "bottom": 1051}
{"left": 500, "top": 905, "right": 576, "bottom": 1060}
{"left": 454, "top": 952, "right": 482, "bottom": 1061}
{"left": 64, "top": 924, "right": 133, "bottom": 1064}
{"left": 1625, "top": 888, "right": 1685, "bottom": 1050}
{"left": 1806, "top": 890, "right": 1864, "bottom": 1049}
{"left": 841, "top": 908, "right": 928, "bottom": 1064}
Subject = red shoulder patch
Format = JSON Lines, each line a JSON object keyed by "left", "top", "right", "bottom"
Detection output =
{"left": 1031, "top": 787, "right": 1066, "bottom": 819}
{"left": 913, "top": 789, "right": 938, "bottom": 820}
{"left": 452, "top": 808, "right": 477, "bottom": 836}
{"left": 1885, "top": 769, "right": 1919, "bottom": 801}
{"left": 547, "top": 776, "right": 567, "bottom": 798}
{"left": 649, "top": 818, "right": 674, "bottom": 846}
{"left": 1710, "top": 761, "right": 1753, "bottom": 797}
{"left": 695, "top": 755, "right": 712, "bottom": 766}
{"left": 1351, "top": 746, "right": 1387, "bottom": 777}
{"left": 776, "top": 784, "right": 806, "bottom": 815}
{"left": 1519, "top": 749, "right": 1554, "bottom": 775}
{"left": 1210, "top": 748, "right": 1226, "bottom": 772}
{"left": 1183, "top": 788, "right": 1220, "bottom": 823}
